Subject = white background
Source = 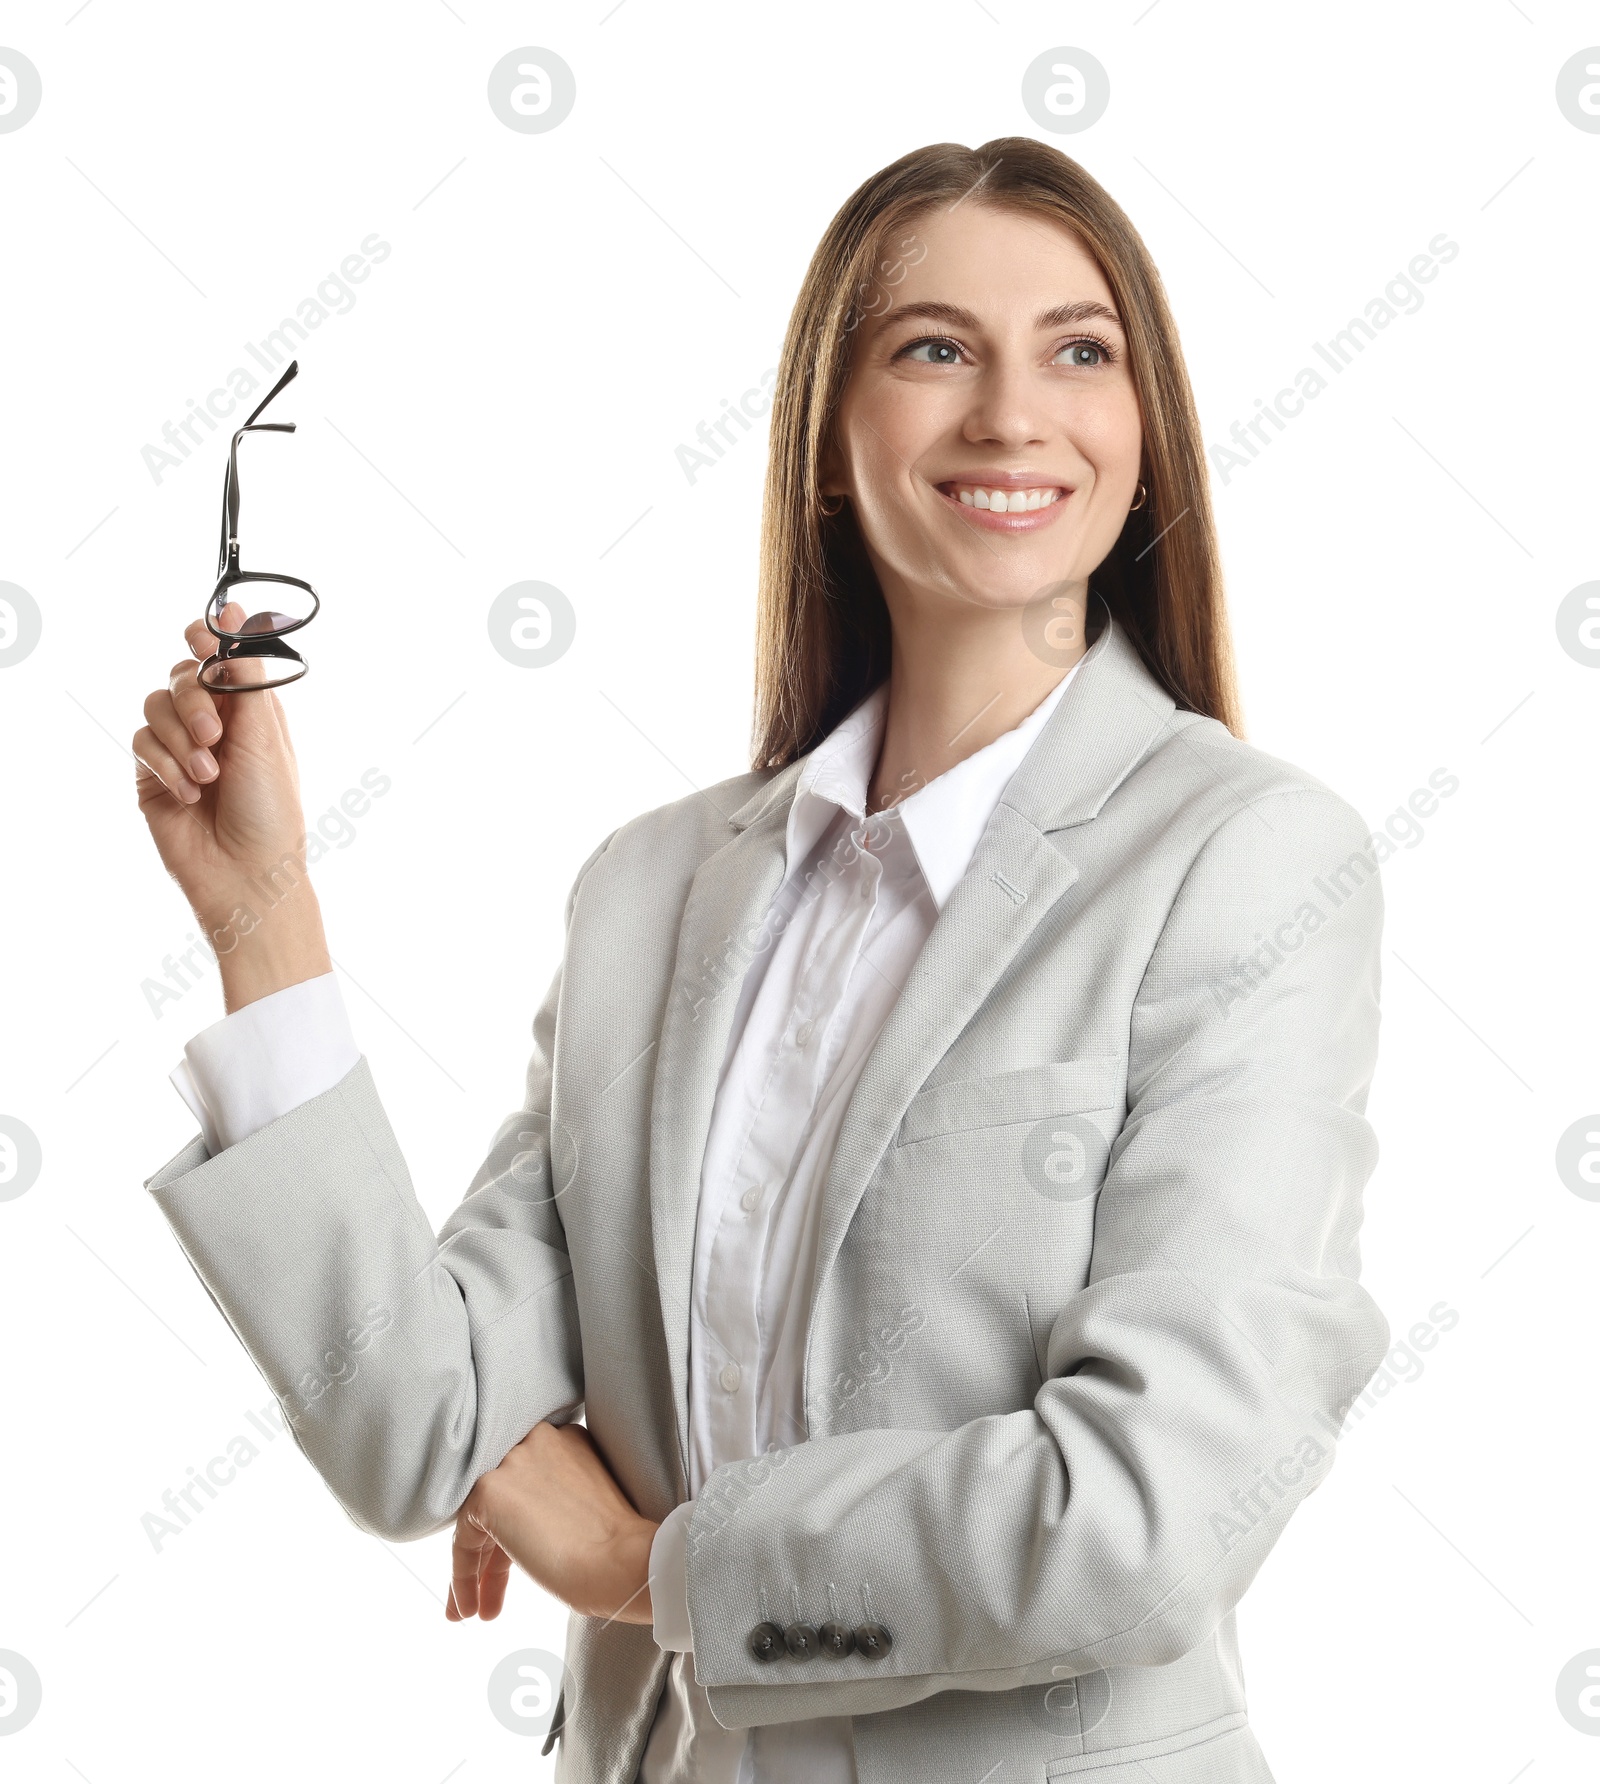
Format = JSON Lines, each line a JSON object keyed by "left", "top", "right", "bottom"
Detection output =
{"left": 0, "top": 3, "right": 1595, "bottom": 1779}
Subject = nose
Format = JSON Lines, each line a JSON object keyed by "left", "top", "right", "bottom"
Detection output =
{"left": 960, "top": 356, "right": 1051, "bottom": 451}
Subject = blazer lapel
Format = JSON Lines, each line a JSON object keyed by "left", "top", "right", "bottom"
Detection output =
{"left": 648, "top": 771, "right": 797, "bottom": 1489}
{"left": 802, "top": 809, "right": 1079, "bottom": 1354}
{"left": 803, "top": 610, "right": 1185, "bottom": 1373}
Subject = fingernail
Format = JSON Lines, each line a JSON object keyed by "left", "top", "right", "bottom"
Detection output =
{"left": 178, "top": 779, "right": 201, "bottom": 803}
{"left": 194, "top": 715, "right": 222, "bottom": 744}
{"left": 190, "top": 748, "right": 217, "bottom": 781}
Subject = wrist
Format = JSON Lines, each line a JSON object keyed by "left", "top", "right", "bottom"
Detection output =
{"left": 598, "top": 1518, "right": 658, "bottom": 1627}
{"left": 203, "top": 882, "right": 332, "bottom": 1014}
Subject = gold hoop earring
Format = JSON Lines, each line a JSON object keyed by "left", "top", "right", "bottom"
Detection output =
{"left": 1129, "top": 481, "right": 1148, "bottom": 511}
{"left": 819, "top": 493, "right": 845, "bottom": 517}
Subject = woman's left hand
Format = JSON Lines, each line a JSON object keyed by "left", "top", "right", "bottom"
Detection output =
{"left": 446, "top": 1420, "right": 658, "bottom": 1626}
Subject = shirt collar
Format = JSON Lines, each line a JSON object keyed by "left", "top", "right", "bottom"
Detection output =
{"left": 783, "top": 685, "right": 884, "bottom": 877}
{"left": 783, "top": 655, "right": 1086, "bottom": 910}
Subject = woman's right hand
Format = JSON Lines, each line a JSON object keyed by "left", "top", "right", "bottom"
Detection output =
{"left": 133, "top": 603, "right": 331, "bottom": 1010}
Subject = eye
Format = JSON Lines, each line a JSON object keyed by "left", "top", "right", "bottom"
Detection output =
{"left": 1054, "top": 333, "right": 1116, "bottom": 368}
{"left": 895, "top": 335, "right": 965, "bottom": 366}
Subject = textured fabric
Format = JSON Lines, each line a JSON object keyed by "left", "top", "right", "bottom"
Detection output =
{"left": 142, "top": 608, "right": 1388, "bottom": 1784}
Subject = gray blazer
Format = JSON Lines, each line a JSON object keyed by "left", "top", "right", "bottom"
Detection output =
{"left": 145, "top": 611, "right": 1388, "bottom": 1784}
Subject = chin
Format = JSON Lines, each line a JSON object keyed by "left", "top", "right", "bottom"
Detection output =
{"left": 934, "top": 566, "right": 1086, "bottom": 615}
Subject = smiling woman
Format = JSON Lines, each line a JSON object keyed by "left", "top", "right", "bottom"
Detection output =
{"left": 755, "top": 138, "right": 1238, "bottom": 784}
{"left": 134, "top": 136, "right": 1387, "bottom": 1784}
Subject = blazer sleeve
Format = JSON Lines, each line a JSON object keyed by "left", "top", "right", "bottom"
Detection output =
{"left": 681, "top": 786, "right": 1391, "bottom": 1731}
{"left": 140, "top": 831, "right": 618, "bottom": 1543}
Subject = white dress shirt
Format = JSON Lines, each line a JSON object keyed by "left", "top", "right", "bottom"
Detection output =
{"left": 168, "top": 659, "right": 1083, "bottom": 1784}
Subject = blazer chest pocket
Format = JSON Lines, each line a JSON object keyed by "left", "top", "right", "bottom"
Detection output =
{"left": 894, "top": 1057, "right": 1125, "bottom": 1208}
{"left": 868, "top": 1058, "right": 1126, "bottom": 1415}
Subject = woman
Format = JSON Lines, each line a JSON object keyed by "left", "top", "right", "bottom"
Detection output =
{"left": 134, "top": 138, "right": 1387, "bottom": 1783}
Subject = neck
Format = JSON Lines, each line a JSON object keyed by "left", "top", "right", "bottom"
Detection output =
{"left": 866, "top": 581, "right": 1090, "bottom": 812}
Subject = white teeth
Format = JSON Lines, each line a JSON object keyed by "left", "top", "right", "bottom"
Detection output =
{"left": 952, "top": 485, "right": 1060, "bottom": 513}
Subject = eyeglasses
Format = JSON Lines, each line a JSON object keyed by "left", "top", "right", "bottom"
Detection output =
{"left": 198, "top": 359, "right": 321, "bottom": 693}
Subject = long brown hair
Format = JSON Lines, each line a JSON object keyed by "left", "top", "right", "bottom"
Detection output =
{"left": 751, "top": 136, "right": 1243, "bottom": 770}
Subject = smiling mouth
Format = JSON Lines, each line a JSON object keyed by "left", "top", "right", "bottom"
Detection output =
{"left": 939, "top": 482, "right": 1066, "bottom": 513}
{"left": 932, "top": 481, "right": 1073, "bottom": 527}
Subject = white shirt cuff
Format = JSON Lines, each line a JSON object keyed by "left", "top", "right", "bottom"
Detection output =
{"left": 169, "top": 971, "right": 360, "bottom": 1156}
{"left": 649, "top": 1499, "right": 696, "bottom": 1653}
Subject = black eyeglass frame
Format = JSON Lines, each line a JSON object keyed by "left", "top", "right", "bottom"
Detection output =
{"left": 198, "top": 359, "right": 321, "bottom": 693}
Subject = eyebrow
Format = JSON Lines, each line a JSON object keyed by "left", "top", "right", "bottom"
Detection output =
{"left": 875, "top": 299, "right": 1124, "bottom": 333}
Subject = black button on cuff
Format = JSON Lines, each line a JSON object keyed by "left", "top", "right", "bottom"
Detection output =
{"left": 854, "top": 1621, "right": 892, "bottom": 1660}
{"left": 783, "top": 1620, "right": 821, "bottom": 1659}
{"left": 748, "top": 1620, "right": 786, "bottom": 1663}
{"left": 819, "top": 1620, "right": 856, "bottom": 1658}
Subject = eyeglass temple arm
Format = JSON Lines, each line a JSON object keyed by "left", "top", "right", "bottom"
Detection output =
{"left": 214, "top": 359, "right": 303, "bottom": 582}
{"left": 243, "top": 358, "right": 299, "bottom": 428}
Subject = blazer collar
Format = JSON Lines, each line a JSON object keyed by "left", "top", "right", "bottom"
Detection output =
{"left": 727, "top": 755, "right": 803, "bottom": 833}
{"left": 999, "top": 600, "right": 1180, "bottom": 833}
{"left": 727, "top": 600, "right": 1180, "bottom": 841}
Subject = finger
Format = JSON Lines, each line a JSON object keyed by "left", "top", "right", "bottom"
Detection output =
{"left": 476, "top": 1540, "right": 514, "bottom": 1621}
{"left": 185, "top": 601, "right": 246, "bottom": 661}
{"left": 167, "top": 657, "right": 224, "bottom": 748}
{"left": 144, "top": 688, "right": 218, "bottom": 788}
{"left": 133, "top": 725, "right": 202, "bottom": 805}
{"left": 448, "top": 1512, "right": 497, "bottom": 1621}
{"left": 182, "top": 603, "right": 263, "bottom": 699}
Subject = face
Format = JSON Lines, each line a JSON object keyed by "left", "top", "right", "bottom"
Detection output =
{"left": 821, "top": 203, "right": 1144, "bottom": 625}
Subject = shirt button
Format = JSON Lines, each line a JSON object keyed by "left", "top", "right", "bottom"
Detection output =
{"left": 794, "top": 1020, "right": 814, "bottom": 1047}
{"left": 719, "top": 1362, "right": 742, "bottom": 1394}
{"left": 740, "top": 1186, "right": 761, "bottom": 1212}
